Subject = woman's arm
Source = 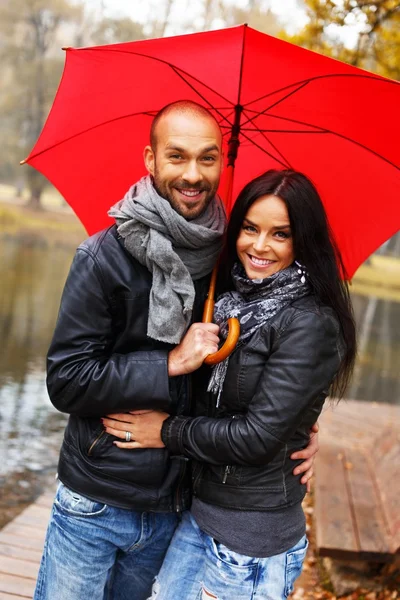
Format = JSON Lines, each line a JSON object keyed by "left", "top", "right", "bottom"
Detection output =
{"left": 104, "top": 310, "right": 339, "bottom": 468}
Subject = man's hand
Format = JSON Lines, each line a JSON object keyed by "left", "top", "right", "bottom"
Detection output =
{"left": 102, "top": 411, "right": 168, "bottom": 449}
{"left": 168, "top": 322, "right": 220, "bottom": 376}
{"left": 291, "top": 422, "right": 319, "bottom": 492}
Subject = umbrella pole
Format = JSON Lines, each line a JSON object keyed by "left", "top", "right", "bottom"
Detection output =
{"left": 203, "top": 160, "right": 235, "bottom": 326}
{"left": 203, "top": 107, "right": 242, "bottom": 365}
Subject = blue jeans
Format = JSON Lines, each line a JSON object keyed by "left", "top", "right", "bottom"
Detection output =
{"left": 34, "top": 482, "right": 178, "bottom": 600}
{"left": 150, "top": 511, "right": 308, "bottom": 600}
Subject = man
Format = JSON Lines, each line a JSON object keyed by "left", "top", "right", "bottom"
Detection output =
{"left": 34, "top": 101, "right": 318, "bottom": 600}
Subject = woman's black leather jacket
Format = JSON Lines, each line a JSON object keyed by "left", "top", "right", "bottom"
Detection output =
{"left": 162, "top": 295, "right": 343, "bottom": 510}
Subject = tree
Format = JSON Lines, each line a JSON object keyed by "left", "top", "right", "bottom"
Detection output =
{"left": 91, "top": 16, "right": 146, "bottom": 45}
{"left": 174, "top": 0, "right": 281, "bottom": 35}
{"left": 284, "top": 0, "right": 400, "bottom": 79}
{"left": 215, "top": 0, "right": 281, "bottom": 35}
{"left": 151, "top": 0, "right": 176, "bottom": 37}
{"left": 0, "top": 0, "right": 84, "bottom": 208}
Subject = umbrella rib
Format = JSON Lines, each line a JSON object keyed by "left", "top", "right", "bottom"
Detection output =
{"left": 241, "top": 82, "right": 310, "bottom": 128}
{"left": 78, "top": 46, "right": 236, "bottom": 108}
{"left": 240, "top": 128, "right": 327, "bottom": 133}
{"left": 26, "top": 111, "right": 160, "bottom": 162}
{"left": 243, "top": 72, "right": 399, "bottom": 112}
{"left": 268, "top": 112, "right": 400, "bottom": 172}
{"left": 242, "top": 109, "right": 292, "bottom": 168}
{"left": 239, "top": 130, "right": 289, "bottom": 169}
{"left": 168, "top": 65, "right": 234, "bottom": 130}
{"left": 70, "top": 45, "right": 240, "bottom": 132}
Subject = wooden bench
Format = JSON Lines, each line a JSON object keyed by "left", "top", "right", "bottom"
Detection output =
{"left": 315, "top": 399, "right": 400, "bottom": 562}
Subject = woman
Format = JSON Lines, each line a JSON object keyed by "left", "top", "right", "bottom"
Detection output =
{"left": 103, "top": 169, "right": 356, "bottom": 599}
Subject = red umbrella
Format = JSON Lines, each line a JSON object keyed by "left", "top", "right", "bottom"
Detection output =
{"left": 23, "top": 24, "right": 400, "bottom": 275}
{"left": 23, "top": 25, "right": 400, "bottom": 360}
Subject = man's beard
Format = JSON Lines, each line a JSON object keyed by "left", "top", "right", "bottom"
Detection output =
{"left": 152, "top": 170, "right": 217, "bottom": 220}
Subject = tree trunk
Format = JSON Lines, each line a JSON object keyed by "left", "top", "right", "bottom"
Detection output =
{"left": 27, "top": 191, "right": 43, "bottom": 210}
{"left": 26, "top": 167, "right": 45, "bottom": 210}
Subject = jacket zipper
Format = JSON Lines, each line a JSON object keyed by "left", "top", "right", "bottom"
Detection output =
{"left": 87, "top": 430, "right": 105, "bottom": 455}
{"left": 222, "top": 465, "right": 231, "bottom": 484}
{"left": 222, "top": 414, "right": 239, "bottom": 483}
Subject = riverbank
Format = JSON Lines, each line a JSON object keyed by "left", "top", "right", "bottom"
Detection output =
{"left": 0, "top": 197, "right": 86, "bottom": 248}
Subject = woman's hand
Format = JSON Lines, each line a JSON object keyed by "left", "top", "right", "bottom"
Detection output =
{"left": 102, "top": 410, "right": 169, "bottom": 449}
{"left": 291, "top": 422, "right": 320, "bottom": 492}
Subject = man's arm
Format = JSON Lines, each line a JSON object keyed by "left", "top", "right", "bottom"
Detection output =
{"left": 47, "top": 248, "right": 172, "bottom": 418}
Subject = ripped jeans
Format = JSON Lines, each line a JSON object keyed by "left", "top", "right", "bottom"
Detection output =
{"left": 150, "top": 511, "right": 308, "bottom": 600}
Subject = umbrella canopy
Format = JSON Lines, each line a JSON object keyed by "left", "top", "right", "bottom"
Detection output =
{"left": 25, "top": 24, "right": 400, "bottom": 278}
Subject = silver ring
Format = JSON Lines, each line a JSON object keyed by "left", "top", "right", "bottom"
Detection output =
{"left": 125, "top": 431, "right": 131, "bottom": 442}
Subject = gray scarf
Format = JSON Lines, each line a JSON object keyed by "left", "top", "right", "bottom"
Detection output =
{"left": 208, "top": 262, "right": 310, "bottom": 405}
{"left": 108, "top": 175, "right": 226, "bottom": 344}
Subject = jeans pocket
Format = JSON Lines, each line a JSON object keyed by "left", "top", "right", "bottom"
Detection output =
{"left": 284, "top": 535, "right": 308, "bottom": 597}
{"left": 55, "top": 482, "right": 108, "bottom": 517}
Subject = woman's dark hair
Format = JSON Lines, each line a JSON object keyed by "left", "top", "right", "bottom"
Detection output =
{"left": 219, "top": 169, "right": 356, "bottom": 399}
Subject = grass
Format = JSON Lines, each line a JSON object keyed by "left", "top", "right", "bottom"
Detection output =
{"left": 0, "top": 182, "right": 65, "bottom": 209}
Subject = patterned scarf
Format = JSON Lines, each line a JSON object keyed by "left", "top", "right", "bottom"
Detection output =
{"left": 208, "top": 262, "right": 310, "bottom": 404}
{"left": 108, "top": 175, "right": 226, "bottom": 344}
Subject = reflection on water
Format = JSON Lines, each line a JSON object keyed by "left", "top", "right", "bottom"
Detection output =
{"left": 349, "top": 293, "right": 400, "bottom": 404}
{"left": 0, "top": 234, "right": 399, "bottom": 479}
{"left": 0, "top": 235, "right": 74, "bottom": 478}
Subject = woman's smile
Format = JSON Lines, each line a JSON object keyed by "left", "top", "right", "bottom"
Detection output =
{"left": 246, "top": 255, "right": 276, "bottom": 268}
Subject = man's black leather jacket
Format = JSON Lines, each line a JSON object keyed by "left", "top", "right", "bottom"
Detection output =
{"left": 47, "top": 225, "right": 209, "bottom": 511}
{"left": 162, "top": 296, "right": 343, "bottom": 510}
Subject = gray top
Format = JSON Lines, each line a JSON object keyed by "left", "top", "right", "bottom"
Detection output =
{"left": 191, "top": 498, "right": 305, "bottom": 558}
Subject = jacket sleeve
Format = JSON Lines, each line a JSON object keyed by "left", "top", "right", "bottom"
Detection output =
{"left": 161, "top": 310, "right": 342, "bottom": 466}
{"left": 46, "top": 247, "right": 172, "bottom": 417}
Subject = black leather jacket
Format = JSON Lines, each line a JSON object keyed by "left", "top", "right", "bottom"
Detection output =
{"left": 162, "top": 296, "right": 343, "bottom": 511}
{"left": 47, "top": 225, "right": 209, "bottom": 512}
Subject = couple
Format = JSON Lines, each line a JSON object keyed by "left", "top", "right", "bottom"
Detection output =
{"left": 35, "top": 100, "right": 356, "bottom": 600}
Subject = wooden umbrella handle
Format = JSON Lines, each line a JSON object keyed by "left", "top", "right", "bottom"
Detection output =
{"left": 202, "top": 265, "right": 240, "bottom": 365}
{"left": 204, "top": 317, "right": 240, "bottom": 365}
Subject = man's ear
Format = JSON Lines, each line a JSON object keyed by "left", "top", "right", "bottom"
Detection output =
{"left": 143, "top": 145, "right": 155, "bottom": 176}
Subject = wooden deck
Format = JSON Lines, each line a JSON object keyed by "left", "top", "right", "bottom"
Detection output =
{"left": 0, "top": 490, "right": 54, "bottom": 599}
{"left": 315, "top": 399, "right": 400, "bottom": 561}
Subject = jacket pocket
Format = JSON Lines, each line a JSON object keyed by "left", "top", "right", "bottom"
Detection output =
{"left": 87, "top": 427, "right": 108, "bottom": 456}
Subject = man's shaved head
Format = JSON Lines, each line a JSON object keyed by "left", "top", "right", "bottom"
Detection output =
{"left": 150, "top": 100, "right": 221, "bottom": 150}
